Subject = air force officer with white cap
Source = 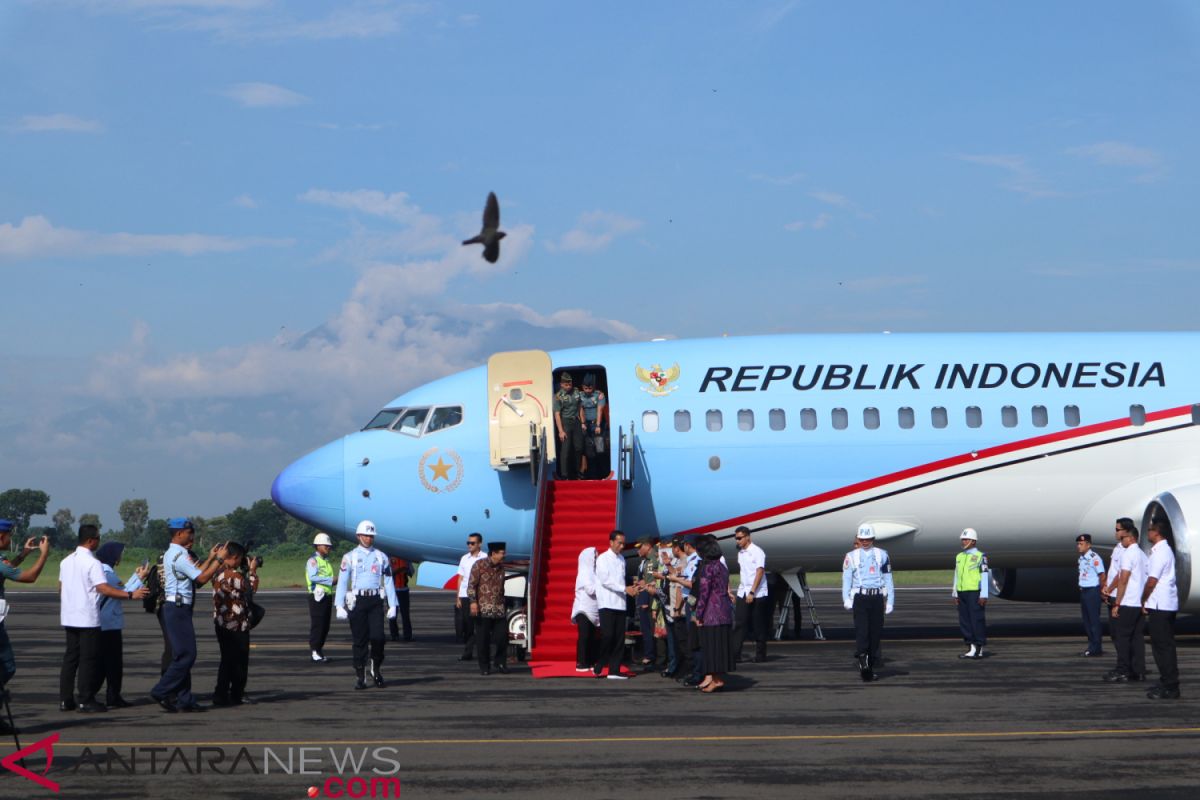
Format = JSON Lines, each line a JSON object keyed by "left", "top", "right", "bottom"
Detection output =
{"left": 334, "top": 521, "right": 397, "bottom": 690}
{"left": 842, "top": 524, "right": 893, "bottom": 682}
{"left": 953, "top": 528, "right": 989, "bottom": 660}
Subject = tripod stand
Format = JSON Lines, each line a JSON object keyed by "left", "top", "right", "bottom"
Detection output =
{"left": 1, "top": 688, "right": 24, "bottom": 769}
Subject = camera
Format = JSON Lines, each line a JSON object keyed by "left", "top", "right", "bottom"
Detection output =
{"left": 251, "top": 555, "right": 264, "bottom": 569}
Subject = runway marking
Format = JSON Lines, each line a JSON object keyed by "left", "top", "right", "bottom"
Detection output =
{"left": 53, "top": 726, "right": 1200, "bottom": 749}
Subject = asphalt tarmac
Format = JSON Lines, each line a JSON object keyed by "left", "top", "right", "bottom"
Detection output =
{"left": 1, "top": 588, "right": 1196, "bottom": 800}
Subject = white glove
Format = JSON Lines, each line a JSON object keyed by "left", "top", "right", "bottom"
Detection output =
{"left": 843, "top": 601, "right": 852, "bottom": 611}
{"left": 336, "top": 606, "right": 348, "bottom": 620}
{"left": 386, "top": 605, "right": 397, "bottom": 620}
{"left": 313, "top": 586, "right": 326, "bottom": 602}
{"left": 885, "top": 604, "right": 894, "bottom": 615}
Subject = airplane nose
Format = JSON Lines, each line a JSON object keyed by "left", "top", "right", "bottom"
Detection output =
{"left": 271, "top": 438, "right": 346, "bottom": 533}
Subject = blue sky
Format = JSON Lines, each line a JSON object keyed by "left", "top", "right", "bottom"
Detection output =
{"left": 2, "top": 1, "right": 1198, "bottom": 528}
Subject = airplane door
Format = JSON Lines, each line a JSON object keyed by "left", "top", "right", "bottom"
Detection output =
{"left": 487, "top": 350, "right": 556, "bottom": 470}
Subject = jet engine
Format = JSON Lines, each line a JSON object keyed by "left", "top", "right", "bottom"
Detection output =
{"left": 1141, "top": 487, "right": 1199, "bottom": 613}
{"left": 992, "top": 567, "right": 1082, "bottom": 603}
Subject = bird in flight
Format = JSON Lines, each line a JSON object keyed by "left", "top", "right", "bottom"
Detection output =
{"left": 462, "top": 191, "right": 506, "bottom": 263}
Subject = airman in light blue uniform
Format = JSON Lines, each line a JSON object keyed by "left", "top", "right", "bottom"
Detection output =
{"left": 334, "top": 520, "right": 398, "bottom": 690}
{"left": 842, "top": 524, "right": 894, "bottom": 682}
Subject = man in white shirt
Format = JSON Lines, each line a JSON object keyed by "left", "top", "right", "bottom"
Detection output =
{"left": 1100, "top": 518, "right": 1131, "bottom": 669}
{"left": 593, "top": 530, "right": 638, "bottom": 680}
{"left": 1107, "top": 523, "right": 1148, "bottom": 683}
{"left": 731, "top": 527, "right": 771, "bottom": 664}
{"left": 59, "top": 524, "right": 148, "bottom": 713}
{"left": 454, "top": 533, "right": 487, "bottom": 662}
{"left": 1141, "top": 523, "right": 1180, "bottom": 700}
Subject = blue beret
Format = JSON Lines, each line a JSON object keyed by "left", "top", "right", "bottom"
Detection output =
{"left": 168, "top": 517, "right": 194, "bottom": 531}
{"left": 0, "top": 519, "right": 13, "bottom": 532}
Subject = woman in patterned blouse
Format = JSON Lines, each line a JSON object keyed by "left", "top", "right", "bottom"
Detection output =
{"left": 693, "top": 535, "right": 733, "bottom": 693}
{"left": 211, "top": 541, "right": 259, "bottom": 706}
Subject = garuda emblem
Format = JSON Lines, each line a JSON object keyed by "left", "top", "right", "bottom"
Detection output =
{"left": 635, "top": 363, "right": 681, "bottom": 397}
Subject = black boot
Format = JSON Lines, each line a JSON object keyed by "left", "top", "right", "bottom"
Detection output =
{"left": 858, "top": 654, "right": 876, "bottom": 682}
{"left": 354, "top": 668, "right": 367, "bottom": 690}
{"left": 371, "top": 660, "right": 385, "bottom": 688}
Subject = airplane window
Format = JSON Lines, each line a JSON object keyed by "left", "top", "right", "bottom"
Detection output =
{"left": 832, "top": 408, "right": 848, "bottom": 430}
{"left": 965, "top": 406, "right": 982, "bottom": 428}
{"left": 863, "top": 407, "right": 880, "bottom": 430}
{"left": 642, "top": 411, "right": 660, "bottom": 433}
{"left": 769, "top": 409, "right": 786, "bottom": 431}
{"left": 898, "top": 407, "right": 915, "bottom": 429}
{"left": 706, "top": 410, "right": 723, "bottom": 432}
{"left": 426, "top": 406, "right": 464, "bottom": 434}
{"left": 1001, "top": 405, "right": 1018, "bottom": 428}
{"left": 1130, "top": 405, "right": 1146, "bottom": 426}
{"left": 1032, "top": 405, "right": 1048, "bottom": 428}
{"left": 738, "top": 409, "right": 754, "bottom": 431}
{"left": 931, "top": 406, "right": 948, "bottom": 429}
{"left": 1064, "top": 405, "right": 1081, "bottom": 427}
{"left": 675, "top": 410, "right": 691, "bottom": 432}
{"left": 800, "top": 408, "right": 817, "bottom": 430}
{"left": 363, "top": 408, "right": 402, "bottom": 431}
{"left": 393, "top": 407, "right": 429, "bottom": 437}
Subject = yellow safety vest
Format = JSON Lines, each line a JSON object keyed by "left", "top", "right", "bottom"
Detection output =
{"left": 306, "top": 553, "right": 335, "bottom": 596}
{"left": 955, "top": 550, "right": 985, "bottom": 592}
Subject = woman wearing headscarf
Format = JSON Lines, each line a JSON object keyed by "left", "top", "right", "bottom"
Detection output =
{"left": 693, "top": 536, "right": 733, "bottom": 692}
{"left": 571, "top": 546, "right": 600, "bottom": 672}
{"left": 95, "top": 542, "right": 150, "bottom": 708}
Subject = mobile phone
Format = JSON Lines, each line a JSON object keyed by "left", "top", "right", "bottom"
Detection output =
{"left": 142, "top": 559, "right": 151, "bottom": 570}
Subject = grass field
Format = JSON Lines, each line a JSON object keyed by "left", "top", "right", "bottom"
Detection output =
{"left": 5, "top": 547, "right": 954, "bottom": 592}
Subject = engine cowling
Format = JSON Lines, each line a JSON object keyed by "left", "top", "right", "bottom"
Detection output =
{"left": 1141, "top": 487, "right": 1199, "bottom": 613}
{"left": 992, "top": 567, "right": 1082, "bottom": 603}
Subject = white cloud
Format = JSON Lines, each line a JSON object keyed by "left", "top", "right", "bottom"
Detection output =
{"left": 956, "top": 154, "right": 1061, "bottom": 198}
{"left": 232, "top": 194, "right": 258, "bottom": 209}
{"left": 546, "top": 211, "right": 643, "bottom": 253}
{"left": 749, "top": 171, "right": 806, "bottom": 186}
{"left": 223, "top": 82, "right": 309, "bottom": 108}
{"left": 784, "top": 212, "right": 832, "bottom": 231}
{"left": 12, "top": 113, "right": 104, "bottom": 133}
{"left": 1066, "top": 141, "right": 1164, "bottom": 183}
{"left": 809, "top": 191, "right": 850, "bottom": 208}
{"left": 840, "top": 275, "right": 927, "bottom": 292}
{"left": 0, "top": 215, "right": 291, "bottom": 260}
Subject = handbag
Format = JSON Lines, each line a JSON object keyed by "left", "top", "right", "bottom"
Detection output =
{"left": 249, "top": 600, "right": 267, "bottom": 630}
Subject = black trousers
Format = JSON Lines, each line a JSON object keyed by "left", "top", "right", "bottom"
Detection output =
{"left": 1113, "top": 605, "right": 1147, "bottom": 677}
{"left": 156, "top": 607, "right": 173, "bottom": 675}
{"left": 558, "top": 421, "right": 584, "bottom": 479}
{"left": 1147, "top": 610, "right": 1179, "bottom": 690}
{"left": 308, "top": 595, "right": 332, "bottom": 653}
{"left": 60, "top": 626, "right": 101, "bottom": 704}
{"left": 574, "top": 613, "right": 598, "bottom": 667}
{"left": 476, "top": 615, "right": 507, "bottom": 670}
{"left": 389, "top": 590, "right": 412, "bottom": 640}
{"left": 95, "top": 629, "right": 124, "bottom": 703}
{"left": 214, "top": 626, "right": 250, "bottom": 702}
{"left": 455, "top": 599, "right": 476, "bottom": 657}
{"left": 671, "top": 615, "right": 691, "bottom": 677}
{"left": 636, "top": 591, "right": 656, "bottom": 661}
{"left": 852, "top": 594, "right": 885, "bottom": 663}
{"left": 732, "top": 595, "right": 773, "bottom": 659}
{"left": 956, "top": 591, "right": 987, "bottom": 647}
{"left": 348, "top": 595, "right": 385, "bottom": 671}
{"left": 596, "top": 608, "right": 626, "bottom": 676}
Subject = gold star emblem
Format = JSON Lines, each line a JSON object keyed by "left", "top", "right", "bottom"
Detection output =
{"left": 428, "top": 457, "right": 453, "bottom": 481}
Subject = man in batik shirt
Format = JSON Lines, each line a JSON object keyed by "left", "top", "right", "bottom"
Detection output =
{"left": 212, "top": 541, "right": 259, "bottom": 706}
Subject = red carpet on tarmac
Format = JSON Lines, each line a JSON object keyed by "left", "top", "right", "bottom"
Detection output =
{"left": 529, "top": 662, "right": 637, "bottom": 679}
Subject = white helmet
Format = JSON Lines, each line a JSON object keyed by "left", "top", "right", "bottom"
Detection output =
{"left": 856, "top": 524, "right": 876, "bottom": 540}
{"left": 355, "top": 520, "right": 377, "bottom": 537}
{"left": 960, "top": 527, "right": 978, "bottom": 542}
{"left": 313, "top": 532, "right": 333, "bottom": 547}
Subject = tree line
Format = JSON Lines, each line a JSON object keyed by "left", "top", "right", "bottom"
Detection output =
{"left": 0, "top": 488, "right": 320, "bottom": 555}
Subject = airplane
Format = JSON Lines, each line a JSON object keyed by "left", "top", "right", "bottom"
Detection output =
{"left": 271, "top": 332, "right": 1200, "bottom": 620}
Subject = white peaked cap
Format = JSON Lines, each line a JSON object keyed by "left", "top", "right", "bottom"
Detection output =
{"left": 960, "top": 528, "right": 978, "bottom": 541}
{"left": 313, "top": 532, "right": 334, "bottom": 546}
{"left": 856, "top": 524, "right": 876, "bottom": 540}
{"left": 356, "top": 520, "right": 377, "bottom": 537}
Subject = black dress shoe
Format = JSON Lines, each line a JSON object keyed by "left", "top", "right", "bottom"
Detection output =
{"left": 494, "top": 663, "right": 508, "bottom": 674}
{"left": 77, "top": 700, "right": 107, "bottom": 713}
{"left": 1148, "top": 686, "right": 1180, "bottom": 700}
{"left": 458, "top": 654, "right": 474, "bottom": 662}
{"left": 179, "top": 703, "right": 208, "bottom": 713}
{"left": 681, "top": 677, "right": 702, "bottom": 688}
{"left": 660, "top": 670, "right": 676, "bottom": 678}
{"left": 232, "top": 696, "right": 255, "bottom": 706}
{"left": 374, "top": 673, "right": 386, "bottom": 688}
{"left": 106, "top": 696, "right": 132, "bottom": 708}
{"left": 1105, "top": 672, "right": 1131, "bottom": 683}
{"left": 354, "top": 674, "right": 367, "bottom": 690}
{"left": 212, "top": 695, "right": 233, "bottom": 707}
{"left": 60, "top": 700, "right": 77, "bottom": 712}
{"left": 151, "top": 694, "right": 177, "bottom": 713}
{"left": 480, "top": 667, "right": 491, "bottom": 676}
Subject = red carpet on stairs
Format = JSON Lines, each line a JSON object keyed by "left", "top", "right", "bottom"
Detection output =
{"left": 529, "top": 480, "right": 618, "bottom": 677}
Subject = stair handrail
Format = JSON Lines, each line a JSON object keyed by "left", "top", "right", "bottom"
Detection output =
{"left": 618, "top": 421, "right": 635, "bottom": 490}
{"left": 526, "top": 425, "right": 553, "bottom": 653}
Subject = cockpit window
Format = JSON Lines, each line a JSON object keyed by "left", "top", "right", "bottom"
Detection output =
{"left": 394, "top": 407, "right": 430, "bottom": 437}
{"left": 364, "top": 409, "right": 402, "bottom": 430}
{"left": 426, "top": 406, "right": 464, "bottom": 434}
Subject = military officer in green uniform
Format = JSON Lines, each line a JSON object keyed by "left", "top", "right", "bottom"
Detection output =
{"left": 553, "top": 372, "right": 584, "bottom": 479}
{"left": 952, "top": 528, "right": 989, "bottom": 659}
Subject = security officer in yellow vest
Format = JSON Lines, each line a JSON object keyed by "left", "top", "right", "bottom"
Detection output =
{"left": 306, "top": 532, "right": 338, "bottom": 663}
{"left": 842, "top": 524, "right": 894, "bottom": 682}
{"left": 952, "top": 528, "right": 989, "bottom": 660}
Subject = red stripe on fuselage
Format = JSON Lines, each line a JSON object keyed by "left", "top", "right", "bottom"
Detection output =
{"left": 672, "top": 404, "right": 1194, "bottom": 537}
